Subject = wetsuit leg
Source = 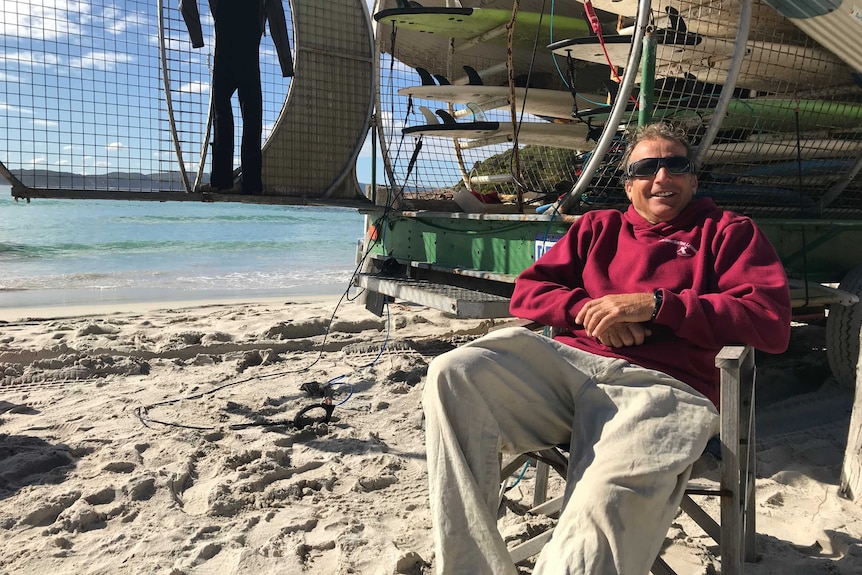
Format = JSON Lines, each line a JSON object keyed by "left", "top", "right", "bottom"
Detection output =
{"left": 210, "top": 57, "right": 237, "bottom": 190}
{"left": 237, "top": 62, "right": 263, "bottom": 194}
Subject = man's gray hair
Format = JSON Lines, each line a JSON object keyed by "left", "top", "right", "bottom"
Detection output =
{"left": 620, "top": 123, "right": 696, "bottom": 177}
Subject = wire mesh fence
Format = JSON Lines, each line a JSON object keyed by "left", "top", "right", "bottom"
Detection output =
{"left": 4, "top": 0, "right": 862, "bottom": 214}
{"left": 373, "top": 0, "right": 862, "bottom": 219}
{"left": 1, "top": 0, "right": 374, "bottom": 201}
{"left": 1, "top": 1, "right": 295, "bottom": 193}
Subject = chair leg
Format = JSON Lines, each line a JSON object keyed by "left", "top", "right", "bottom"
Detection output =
{"left": 742, "top": 355, "right": 757, "bottom": 563}
{"left": 716, "top": 345, "right": 757, "bottom": 575}
{"left": 651, "top": 555, "right": 677, "bottom": 575}
{"left": 534, "top": 460, "right": 550, "bottom": 507}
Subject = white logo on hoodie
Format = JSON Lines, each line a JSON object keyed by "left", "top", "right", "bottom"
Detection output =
{"left": 660, "top": 238, "right": 697, "bottom": 257}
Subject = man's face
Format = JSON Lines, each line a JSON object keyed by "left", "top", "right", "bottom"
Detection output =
{"left": 623, "top": 137, "right": 698, "bottom": 223}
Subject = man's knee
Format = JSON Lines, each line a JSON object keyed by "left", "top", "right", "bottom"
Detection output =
{"left": 425, "top": 347, "right": 472, "bottom": 397}
{"left": 424, "top": 344, "right": 499, "bottom": 416}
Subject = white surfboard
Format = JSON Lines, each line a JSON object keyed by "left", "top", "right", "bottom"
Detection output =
{"left": 579, "top": 0, "right": 799, "bottom": 38}
{"left": 549, "top": 33, "right": 853, "bottom": 91}
{"left": 404, "top": 106, "right": 597, "bottom": 151}
{"left": 700, "top": 138, "right": 862, "bottom": 164}
{"left": 397, "top": 84, "right": 607, "bottom": 120}
{"left": 549, "top": 32, "right": 735, "bottom": 69}
{"left": 768, "top": 0, "right": 862, "bottom": 73}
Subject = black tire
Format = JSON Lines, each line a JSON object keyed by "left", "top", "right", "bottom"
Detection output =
{"left": 826, "top": 265, "right": 862, "bottom": 388}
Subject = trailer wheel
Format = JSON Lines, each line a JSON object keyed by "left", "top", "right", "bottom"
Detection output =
{"left": 826, "top": 265, "right": 862, "bottom": 389}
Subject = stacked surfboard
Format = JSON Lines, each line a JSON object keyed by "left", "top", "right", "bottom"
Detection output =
{"left": 379, "top": 2, "right": 862, "bottom": 163}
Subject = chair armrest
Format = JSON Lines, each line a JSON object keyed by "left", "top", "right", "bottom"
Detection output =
{"left": 715, "top": 345, "right": 753, "bottom": 368}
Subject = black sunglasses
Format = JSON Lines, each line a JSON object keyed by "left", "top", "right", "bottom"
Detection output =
{"left": 626, "top": 156, "right": 693, "bottom": 178}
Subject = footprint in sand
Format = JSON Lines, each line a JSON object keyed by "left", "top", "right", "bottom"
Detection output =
{"left": 179, "top": 470, "right": 228, "bottom": 516}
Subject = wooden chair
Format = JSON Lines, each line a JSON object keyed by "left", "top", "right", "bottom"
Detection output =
{"left": 503, "top": 345, "right": 757, "bottom": 575}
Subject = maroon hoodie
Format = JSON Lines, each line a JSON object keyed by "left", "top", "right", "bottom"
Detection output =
{"left": 510, "top": 197, "right": 791, "bottom": 406}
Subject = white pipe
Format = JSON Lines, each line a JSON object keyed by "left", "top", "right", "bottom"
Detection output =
{"left": 560, "top": 0, "right": 651, "bottom": 211}
{"left": 694, "top": 0, "right": 753, "bottom": 165}
{"left": 157, "top": 0, "right": 192, "bottom": 193}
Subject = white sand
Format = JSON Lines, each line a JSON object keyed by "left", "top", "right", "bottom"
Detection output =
{"left": 1, "top": 296, "right": 861, "bottom": 574}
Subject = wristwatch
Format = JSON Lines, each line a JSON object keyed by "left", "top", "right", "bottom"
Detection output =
{"left": 651, "top": 289, "right": 663, "bottom": 321}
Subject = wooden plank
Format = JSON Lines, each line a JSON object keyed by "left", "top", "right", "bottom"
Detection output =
{"left": 501, "top": 454, "right": 531, "bottom": 478}
{"left": 651, "top": 556, "right": 678, "bottom": 575}
{"left": 529, "top": 494, "right": 564, "bottom": 517}
{"left": 509, "top": 529, "right": 554, "bottom": 564}
{"left": 533, "top": 461, "right": 550, "bottom": 507}
{"left": 680, "top": 494, "right": 721, "bottom": 543}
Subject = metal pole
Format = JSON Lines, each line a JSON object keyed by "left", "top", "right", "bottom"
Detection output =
{"left": 559, "top": 0, "right": 651, "bottom": 212}
{"left": 694, "top": 0, "right": 753, "bottom": 165}
{"left": 639, "top": 32, "right": 656, "bottom": 126}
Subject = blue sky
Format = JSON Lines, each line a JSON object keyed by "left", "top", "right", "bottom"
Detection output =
{"left": 2, "top": 2, "right": 179, "bottom": 177}
{"left": 0, "top": 0, "right": 386, "bottom": 189}
{"left": 357, "top": 0, "right": 384, "bottom": 185}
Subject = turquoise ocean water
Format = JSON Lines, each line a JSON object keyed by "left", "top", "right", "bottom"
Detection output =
{"left": 0, "top": 190, "right": 366, "bottom": 309}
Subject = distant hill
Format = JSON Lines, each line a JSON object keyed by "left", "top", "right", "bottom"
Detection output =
{"left": 7, "top": 169, "right": 190, "bottom": 192}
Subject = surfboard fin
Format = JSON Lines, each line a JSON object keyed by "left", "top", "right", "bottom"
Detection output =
{"left": 436, "top": 109, "right": 457, "bottom": 124}
{"left": 665, "top": 7, "right": 687, "bottom": 34}
{"left": 418, "top": 106, "right": 439, "bottom": 125}
{"left": 580, "top": 7, "right": 607, "bottom": 37}
{"left": 415, "top": 67, "right": 436, "bottom": 86}
{"left": 463, "top": 65, "right": 483, "bottom": 86}
{"left": 659, "top": 6, "right": 699, "bottom": 46}
{"left": 603, "top": 80, "right": 618, "bottom": 102}
{"left": 433, "top": 74, "right": 451, "bottom": 86}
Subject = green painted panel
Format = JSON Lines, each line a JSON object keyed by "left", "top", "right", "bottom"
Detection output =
{"left": 369, "top": 213, "right": 862, "bottom": 284}
{"left": 757, "top": 220, "right": 862, "bottom": 282}
{"left": 371, "top": 214, "right": 569, "bottom": 275}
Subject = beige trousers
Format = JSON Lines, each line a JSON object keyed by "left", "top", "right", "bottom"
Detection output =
{"left": 423, "top": 327, "right": 719, "bottom": 575}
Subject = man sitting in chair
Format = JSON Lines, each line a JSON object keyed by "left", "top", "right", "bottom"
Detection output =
{"left": 423, "top": 122, "right": 791, "bottom": 574}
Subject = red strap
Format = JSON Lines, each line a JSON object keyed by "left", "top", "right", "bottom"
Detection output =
{"left": 583, "top": 0, "right": 639, "bottom": 107}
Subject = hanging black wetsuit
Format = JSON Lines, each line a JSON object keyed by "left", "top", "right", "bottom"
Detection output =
{"left": 180, "top": 0, "right": 293, "bottom": 194}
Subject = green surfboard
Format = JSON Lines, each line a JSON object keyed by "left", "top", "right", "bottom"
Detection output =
{"left": 374, "top": 7, "right": 593, "bottom": 47}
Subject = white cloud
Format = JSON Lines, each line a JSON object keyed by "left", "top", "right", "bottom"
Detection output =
{"left": 357, "top": 133, "right": 379, "bottom": 159}
{"left": 3, "top": 51, "right": 62, "bottom": 68}
{"left": 165, "top": 31, "right": 205, "bottom": 54}
{"left": 106, "top": 142, "right": 127, "bottom": 151}
{"left": 105, "top": 9, "right": 148, "bottom": 35}
{"left": 0, "top": 0, "right": 90, "bottom": 41}
{"left": 25, "top": 156, "right": 47, "bottom": 166}
{"left": 70, "top": 51, "right": 134, "bottom": 71}
{"left": 380, "top": 110, "right": 407, "bottom": 129}
{"left": 178, "top": 81, "right": 210, "bottom": 94}
{"left": 34, "top": 119, "right": 59, "bottom": 128}
{"left": 0, "top": 101, "right": 33, "bottom": 115}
